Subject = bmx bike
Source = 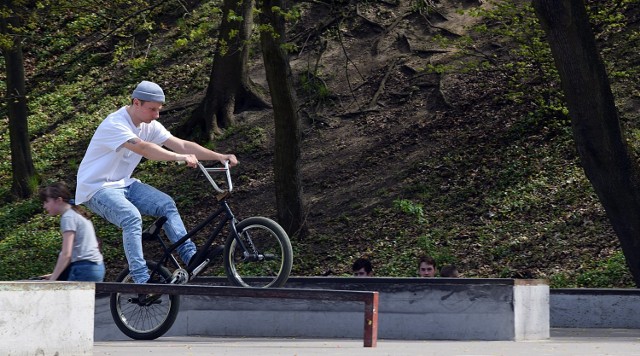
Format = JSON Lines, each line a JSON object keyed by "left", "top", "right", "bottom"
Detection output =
{"left": 109, "top": 161, "right": 293, "bottom": 340}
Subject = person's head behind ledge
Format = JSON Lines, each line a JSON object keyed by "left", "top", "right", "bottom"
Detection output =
{"left": 352, "top": 257, "right": 373, "bottom": 277}
{"left": 418, "top": 254, "right": 437, "bottom": 277}
{"left": 440, "top": 264, "right": 460, "bottom": 278}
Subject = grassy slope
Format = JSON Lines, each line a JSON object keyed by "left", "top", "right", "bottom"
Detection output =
{"left": 0, "top": 0, "right": 638, "bottom": 287}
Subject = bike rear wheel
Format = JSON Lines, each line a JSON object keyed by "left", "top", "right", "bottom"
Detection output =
{"left": 109, "top": 261, "right": 180, "bottom": 340}
{"left": 224, "top": 216, "right": 293, "bottom": 288}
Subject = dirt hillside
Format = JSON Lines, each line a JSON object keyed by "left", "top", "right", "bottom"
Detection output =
{"left": 152, "top": 0, "right": 629, "bottom": 283}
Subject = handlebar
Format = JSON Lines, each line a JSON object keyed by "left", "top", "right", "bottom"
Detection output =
{"left": 197, "top": 161, "right": 233, "bottom": 193}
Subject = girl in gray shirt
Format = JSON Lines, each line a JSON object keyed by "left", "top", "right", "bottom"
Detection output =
{"left": 39, "top": 182, "right": 105, "bottom": 281}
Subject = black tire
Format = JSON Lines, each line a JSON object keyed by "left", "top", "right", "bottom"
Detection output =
{"left": 109, "top": 261, "right": 180, "bottom": 340}
{"left": 224, "top": 216, "right": 293, "bottom": 288}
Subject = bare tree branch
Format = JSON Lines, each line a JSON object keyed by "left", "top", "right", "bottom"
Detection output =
{"left": 367, "top": 57, "right": 399, "bottom": 109}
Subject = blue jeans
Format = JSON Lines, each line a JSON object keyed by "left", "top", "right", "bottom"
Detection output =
{"left": 84, "top": 181, "right": 197, "bottom": 283}
{"left": 68, "top": 261, "right": 106, "bottom": 282}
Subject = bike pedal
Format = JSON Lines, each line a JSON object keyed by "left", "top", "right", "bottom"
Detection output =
{"left": 191, "top": 258, "right": 211, "bottom": 277}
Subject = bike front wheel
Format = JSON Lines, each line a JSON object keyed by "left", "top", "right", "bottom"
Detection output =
{"left": 224, "top": 216, "right": 293, "bottom": 288}
{"left": 109, "top": 261, "right": 180, "bottom": 340}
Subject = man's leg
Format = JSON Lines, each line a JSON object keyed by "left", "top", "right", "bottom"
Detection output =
{"left": 127, "top": 182, "right": 197, "bottom": 265}
{"left": 84, "top": 187, "right": 150, "bottom": 283}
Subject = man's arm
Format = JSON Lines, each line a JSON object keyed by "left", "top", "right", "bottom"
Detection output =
{"left": 123, "top": 138, "right": 191, "bottom": 163}
{"left": 163, "top": 136, "right": 239, "bottom": 166}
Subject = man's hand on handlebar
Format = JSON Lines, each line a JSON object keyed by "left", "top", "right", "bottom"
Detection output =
{"left": 176, "top": 153, "right": 238, "bottom": 169}
{"left": 174, "top": 153, "right": 198, "bottom": 167}
{"left": 221, "top": 154, "right": 239, "bottom": 167}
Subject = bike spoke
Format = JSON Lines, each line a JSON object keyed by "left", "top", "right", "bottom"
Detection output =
{"left": 110, "top": 262, "right": 180, "bottom": 340}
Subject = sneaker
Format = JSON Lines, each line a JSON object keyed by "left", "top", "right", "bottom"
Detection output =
{"left": 138, "top": 276, "right": 163, "bottom": 305}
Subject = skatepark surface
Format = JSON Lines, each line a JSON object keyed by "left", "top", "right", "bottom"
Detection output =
{"left": 94, "top": 328, "right": 640, "bottom": 355}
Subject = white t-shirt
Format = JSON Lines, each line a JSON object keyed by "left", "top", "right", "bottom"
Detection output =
{"left": 75, "top": 106, "right": 172, "bottom": 204}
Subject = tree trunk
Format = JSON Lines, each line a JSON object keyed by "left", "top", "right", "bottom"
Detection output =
{"left": 1, "top": 13, "right": 38, "bottom": 199}
{"left": 179, "top": 0, "right": 269, "bottom": 142}
{"left": 532, "top": 0, "right": 640, "bottom": 286}
{"left": 258, "top": 0, "right": 307, "bottom": 239}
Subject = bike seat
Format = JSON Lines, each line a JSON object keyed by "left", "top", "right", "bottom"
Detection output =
{"left": 142, "top": 216, "right": 168, "bottom": 241}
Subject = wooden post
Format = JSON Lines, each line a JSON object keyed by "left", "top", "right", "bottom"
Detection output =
{"left": 363, "top": 291, "right": 379, "bottom": 347}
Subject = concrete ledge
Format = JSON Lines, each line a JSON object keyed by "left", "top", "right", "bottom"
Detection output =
{"left": 0, "top": 282, "right": 95, "bottom": 355}
{"left": 551, "top": 288, "right": 640, "bottom": 328}
{"left": 95, "top": 277, "right": 549, "bottom": 341}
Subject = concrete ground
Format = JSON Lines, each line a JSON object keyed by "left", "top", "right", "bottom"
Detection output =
{"left": 94, "top": 328, "right": 640, "bottom": 356}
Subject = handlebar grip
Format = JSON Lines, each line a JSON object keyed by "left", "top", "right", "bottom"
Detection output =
{"left": 224, "top": 160, "right": 233, "bottom": 192}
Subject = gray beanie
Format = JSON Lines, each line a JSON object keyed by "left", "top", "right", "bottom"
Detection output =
{"left": 131, "top": 80, "right": 165, "bottom": 103}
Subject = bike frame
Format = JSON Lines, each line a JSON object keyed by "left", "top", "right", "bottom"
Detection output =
{"left": 146, "top": 162, "right": 251, "bottom": 280}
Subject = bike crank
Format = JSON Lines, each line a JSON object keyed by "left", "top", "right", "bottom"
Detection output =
{"left": 170, "top": 268, "right": 189, "bottom": 284}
